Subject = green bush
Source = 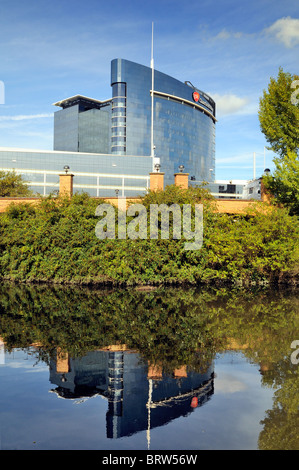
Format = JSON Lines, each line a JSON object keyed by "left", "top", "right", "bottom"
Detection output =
{"left": 0, "top": 187, "right": 298, "bottom": 286}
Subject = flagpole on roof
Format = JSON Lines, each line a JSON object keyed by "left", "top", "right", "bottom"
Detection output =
{"left": 151, "top": 22, "right": 154, "bottom": 167}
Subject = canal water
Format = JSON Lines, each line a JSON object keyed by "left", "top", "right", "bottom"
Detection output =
{"left": 0, "top": 284, "right": 298, "bottom": 451}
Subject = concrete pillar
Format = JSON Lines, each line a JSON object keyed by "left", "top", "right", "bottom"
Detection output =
{"left": 174, "top": 365, "right": 187, "bottom": 378}
{"left": 101, "top": 344, "right": 128, "bottom": 351}
{"left": 149, "top": 172, "right": 164, "bottom": 192}
{"left": 147, "top": 363, "right": 163, "bottom": 379}
{"left": 174, "top": 172, "right": 189, "bottom": 189}
{"left": 56, "top": 348, "right": 69, "bottom": 373}
{"left": 59, "top": 173, "right": 74, "bottom": 197}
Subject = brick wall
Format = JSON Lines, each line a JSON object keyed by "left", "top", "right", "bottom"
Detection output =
{"left": 0, "top": 196, "right": 262, "bottom": 215}
{"left": 0, "top": 170, "right": 270, "bottom": 215}
{"left": 0, "top": 197, "right": 40, "bottom": 213}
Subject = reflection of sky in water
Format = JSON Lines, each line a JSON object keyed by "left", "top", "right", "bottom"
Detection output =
{"left": 0, "top": 349, "right": 274, "bottom": 450}
{"left": 149, "top": 353, "right": 274, "bottom": 451}
{"left": 0, "top": 344, "right": 4, "bottom": 365}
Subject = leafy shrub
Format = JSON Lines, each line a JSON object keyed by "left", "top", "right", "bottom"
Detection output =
{"left": 0, "top": 188, "right": 298, "bottom": 286}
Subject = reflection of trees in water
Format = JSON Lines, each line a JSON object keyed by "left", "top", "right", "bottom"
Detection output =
{"left": 0, "top": 283, "right": 298, "bottom": 449}
{"left": 258, "top": 356, "right": 299, "bottom": 450}
{"left": 259, "top": 398, "right": 299, "bottom": 450}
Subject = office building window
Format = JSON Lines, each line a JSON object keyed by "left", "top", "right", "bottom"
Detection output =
{"left": 111, "top": 82, "right": 126, "bottom": 154}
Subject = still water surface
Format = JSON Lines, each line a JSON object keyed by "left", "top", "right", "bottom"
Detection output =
{"left": 0, "top": 284, "right": 298, "bottom": 450}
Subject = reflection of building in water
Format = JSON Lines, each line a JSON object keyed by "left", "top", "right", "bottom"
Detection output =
{"left": 49, "top": 347, "right": 214, "bottom": 441}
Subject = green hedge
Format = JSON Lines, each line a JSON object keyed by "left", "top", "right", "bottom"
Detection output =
{"left": 0, "top": 186, "right": 298, "bottom": 286}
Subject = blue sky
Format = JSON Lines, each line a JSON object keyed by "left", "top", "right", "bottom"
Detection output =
{"left": 0, "top": 0, "right": 298, "bottom": 181}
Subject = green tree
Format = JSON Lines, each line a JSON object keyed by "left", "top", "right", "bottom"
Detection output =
{"left": 258, "top": 67, "right": 299, "bottom": 158}
{"left": 263, "top": 150, "right": 299, "bottom": 216}
{"left": 0, "top": 170, "right": 33, "bottom": 197}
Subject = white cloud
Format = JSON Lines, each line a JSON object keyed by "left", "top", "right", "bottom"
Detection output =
{"left": 265, "top": 16, "right": 299, "bottom": 48}
{"left": 211, "top": 93, "right": 250, "bottom": 117}
{"left": 0, "top": 113, "right": 52, "bottom": 121}
{"left": 214, "top": 28, "right": 244, "bottom": 41}
{"left": 215, "top": 29, "right": 231, "bottom": 40}
{"left": 215, "top": 374, "right": 247, "bottom": 394}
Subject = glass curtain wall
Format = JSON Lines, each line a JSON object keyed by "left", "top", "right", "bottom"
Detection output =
{"left": 111, "top": 83, "right": 126, "bottom": 154}
{"left": 110, "top": 59, "right": 216, "bottom": 184}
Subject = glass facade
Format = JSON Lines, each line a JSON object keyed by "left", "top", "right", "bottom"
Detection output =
{"left": 111, "top": 82, "right": 127, "bottom": 154}
{"left": 111, "top": 59, "right": 216, "bottom": 185}
{"left": 78, "top": 108, "right": 110, "bottom": 154}
{"left": 54, "top": 99, "right": 111, "bottom": 154}
{"left": 54, "top": 106, "right": 79, "bottom": 152}
{"left": 0, "top": 148, "right": 151, "bottom": 197}
{"left": 0, "top": 58, "right": 216, "bottom": 196}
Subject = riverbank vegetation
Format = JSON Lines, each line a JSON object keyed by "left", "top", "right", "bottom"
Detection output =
{"left": 0, "top": 185, "right": 298, "bottom": 287}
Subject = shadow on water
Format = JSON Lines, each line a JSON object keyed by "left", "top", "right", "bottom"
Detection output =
{"left": 0, "top": 283, "right": 298, "bottom": 449}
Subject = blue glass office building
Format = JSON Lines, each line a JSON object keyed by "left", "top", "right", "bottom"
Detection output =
{"left": 0, "top": 59, "right": 216, "bottom": 196}
{"left": 109, "top": 59, "right": 216, "bottom": 185}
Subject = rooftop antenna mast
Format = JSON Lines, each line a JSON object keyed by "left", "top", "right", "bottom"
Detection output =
{"left": 151, "top": 22, "right": 154, "bottom": 166}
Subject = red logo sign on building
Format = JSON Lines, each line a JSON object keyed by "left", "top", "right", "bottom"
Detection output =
{"left": 192, "top": 91, "right": 200, "bottom": 102}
